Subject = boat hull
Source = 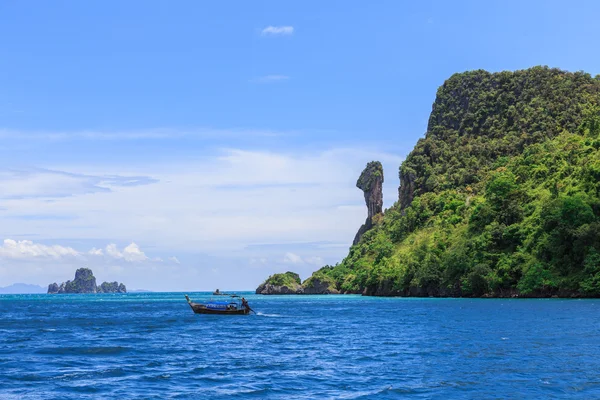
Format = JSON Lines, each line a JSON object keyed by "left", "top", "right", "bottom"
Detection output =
{"left": 184, "top": 294, "right": 251, "bottom": 315}
{"left": 190, "top": 304, "right": 249, "bottom": 315}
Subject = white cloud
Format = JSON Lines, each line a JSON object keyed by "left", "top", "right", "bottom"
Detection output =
{"left": 122, "top": 243, "right": 148, "bottom": 262}
{"left": 0, "top": 239, "right": 80, "bottom": 259}
{"left": 283, "top": 252, "right": 303, "bottom": 264}
{"left": 169, "top": 256, "right": 180, "bottom": 264}
{"left": 0, "top": 239, "right": 159, "bottom": 266}
{"left": 251, "top": 75, "right": 290, "bottom": 84}
{"left": 261, "top": 26, "right": 294, "bottom": 36}
{"left": 0, "top": 147, "right": 402, "bottom": 252}
{"left": 281, "top": 253, "right": 323, "bottom": 266}
{"left": 105, "top": 243, "right": 122, "bottom": 259}
{"left": 0, "top": 168, "right": 157, "bottom": 199}
{"left": 97, "top": 242, "right": 149, "bottom": 262}
{"left": 88, "top": 247, "right": 103, "bottom": 256}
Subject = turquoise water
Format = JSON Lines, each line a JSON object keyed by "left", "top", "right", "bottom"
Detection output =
{"left": 1, "top": 292, "right": 599, "bottom": 399}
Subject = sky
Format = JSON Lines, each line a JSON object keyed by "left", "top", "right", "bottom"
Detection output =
{"left": 1, "top": 0, "right": 600, "bottom": 291}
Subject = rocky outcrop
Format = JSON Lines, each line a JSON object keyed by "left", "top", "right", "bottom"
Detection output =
{"left": 256, "top": 270, "right": 341, "bottom": 295}
{"left": 255, "top": 271, "right": 303, "bottom": 294}
{"left": 353, "top": 161, "right": 384, "bottom": 245}
{"left": 47, "top": 283, "right": 59, "bottom": 294}
{"left": 256, "top": 283, "right": 304, "bottom": 295}
{"left": 48, "top": 268, "right": 126, "bottom": 294}
{"left": 98, "top": 281, "right": 127, "bottom": 294}
{"left": 302, "top": 277, "right": 340, "bottom": 294}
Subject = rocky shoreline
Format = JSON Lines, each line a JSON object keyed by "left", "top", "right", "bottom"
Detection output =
{"left": 256, "top": 285, "right": 595, "bottom": 298}
{"left": 256, "top": 274, "right": 595, "bottom": 298}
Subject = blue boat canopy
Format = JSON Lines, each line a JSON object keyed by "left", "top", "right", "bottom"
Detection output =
{"left": 204, "top": 300, "right": 238, "bottom": 310}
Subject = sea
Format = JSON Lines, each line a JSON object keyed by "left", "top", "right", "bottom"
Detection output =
{"left": 1, "top": 292, "right": 599, "bottom": 399}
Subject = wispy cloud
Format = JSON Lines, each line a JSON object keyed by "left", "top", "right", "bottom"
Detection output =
{"left": 283, "top": 252, "right": 324, "bottom": 266}
{"left": 0, "top": 146, "right": 403, "bottom": 289}
{"left": 0, "top": 168, "right": 158, "bottom": 199}
{"left": 283, "top": 252, "right": 303, "bottom": 264}
{"left": 251, "top": 75, "right": 290, "bottom": 84}
{"left": 0, "top": 127, "right": 286, "bottom": 142}
{"left": 261, "top": 26, "right": 294, "bottom": 36}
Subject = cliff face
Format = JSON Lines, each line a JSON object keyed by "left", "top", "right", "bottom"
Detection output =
{"left": 48, "top": 268, "right": 126, "bottom": 294}
{"left": 353, "top": 161, "right": 384, "bottom": 245}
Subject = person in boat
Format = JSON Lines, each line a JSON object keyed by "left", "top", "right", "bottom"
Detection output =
{"left": 241, "top": 297, "right": 249, "bottom": 310}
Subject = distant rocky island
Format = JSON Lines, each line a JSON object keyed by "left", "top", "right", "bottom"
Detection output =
{"left": 258, "top": 66, "right": 600, "bottom": 298}
{"left": 48, "top": 268, "right": 126, "bottom": 294}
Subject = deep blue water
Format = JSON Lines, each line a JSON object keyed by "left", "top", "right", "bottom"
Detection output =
{"left": 1, "top": 293, "right": 599, "bottom": 399}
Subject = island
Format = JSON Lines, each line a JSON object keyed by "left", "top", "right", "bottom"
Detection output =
{"left": 256, "top": 271, "right": 340, "bottom": 295}
{"left": 258, "top": 66, "right": 600, "bottom": 298}
{"left": 48, "top": 268, "right": 126, "bottom": 294}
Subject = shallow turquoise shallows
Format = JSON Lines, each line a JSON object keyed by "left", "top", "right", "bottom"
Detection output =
{"left": 1, "top": 292, "right": 599, "bottom": 399}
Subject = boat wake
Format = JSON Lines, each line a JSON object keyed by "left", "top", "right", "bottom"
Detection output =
{"left": 256, "top": 312, "right": 282, "bottom": 318}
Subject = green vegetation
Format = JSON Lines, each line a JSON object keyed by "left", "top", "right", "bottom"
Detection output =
{"left": 261, "top": 271, "right": 302, "bottom": 288}
{"left": 313, "top": 67, "right": 600, "bottom": 297}
{"left": 302, "top": 268, "right": 338, "bottom": 293}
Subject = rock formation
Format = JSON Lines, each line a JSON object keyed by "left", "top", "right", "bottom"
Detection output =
{"left": 352, "top": 161, "right": 384, "bottom": 245}
{"left": 98, "top": 281, "right": 127, "bottom": 294}
{"left": 255, "top": 270, "right": 340, "bottom": 295}
{"left": 48, "top": 268, "right": 126, "bottom": 294}
{"left": 255, "top": 272, "right": 303, "bottom": 294}
{"left": 302, "top": 276, "right": 340, "bottom": 294}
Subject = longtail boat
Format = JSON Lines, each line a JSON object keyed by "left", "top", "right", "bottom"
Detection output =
{"left": 185, "top": 294, "right": 253, "bottom": 315}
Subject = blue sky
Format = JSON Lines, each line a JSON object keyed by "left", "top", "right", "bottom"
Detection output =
{"left": 1, "top": 1, "right": 599, "bottom": 291}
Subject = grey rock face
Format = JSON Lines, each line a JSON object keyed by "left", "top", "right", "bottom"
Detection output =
{"left": 398, "top": 168, "right": 417, "bottom": 210}
{"left": 97, "top": 281, "right": 127, "bottom": 293}
{"left": 353, "top": 161, "right": 384, "bottom": 245}
{"left": 47, "top": 283, "right": 59, "bottom": 294}
{"left": 302, "top": 277, "right": 340, "bottom": 294}
{"left": 255, "top": 283, "right": 304, "bottom": 295}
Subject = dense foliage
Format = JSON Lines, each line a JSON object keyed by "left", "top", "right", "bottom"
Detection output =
{"left": 316, "top": 67, "right": 600, "bottom": 297}
{"left": 260, "top": 271, "right": 302, "bottom": 288}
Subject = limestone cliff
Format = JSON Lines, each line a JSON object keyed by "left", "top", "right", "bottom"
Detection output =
{"left": 352, "top": 161, "right": 384, "bottom": 245}
{"left": 48, "top": 268, "right": 126, "bottom": 294}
